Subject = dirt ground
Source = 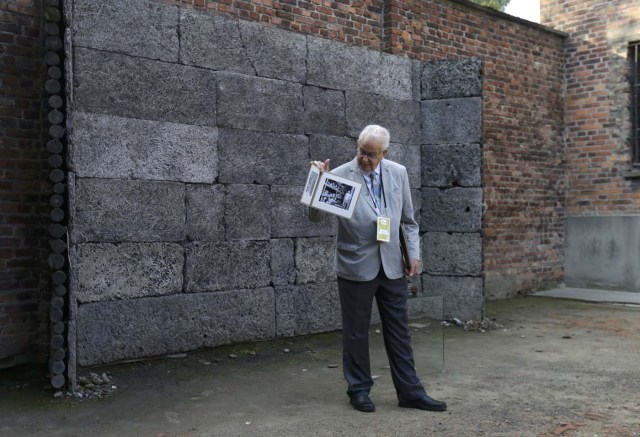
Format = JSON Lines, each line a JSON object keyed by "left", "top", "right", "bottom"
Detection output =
{"left": 1, "top": 295, "right": 640, "bottom": 437}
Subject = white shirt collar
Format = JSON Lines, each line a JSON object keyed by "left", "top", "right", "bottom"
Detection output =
{"left": 361, "top": 162, "right": 381, "bottom": 177}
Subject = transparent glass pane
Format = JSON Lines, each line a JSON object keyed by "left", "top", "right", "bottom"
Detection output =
{"left": 368, "top": 291, "right": 445, "bottom": 384}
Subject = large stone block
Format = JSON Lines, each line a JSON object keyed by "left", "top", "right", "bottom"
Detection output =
{"left": 271, "top": 238, "right": 295, "bottom": 286}
{"left": 378, "top": 52, "right": 413, "bottom": 101}
{"left": 421, "top": 188, "right": 482, "bottom": 232}
{"left": 218, "top": 129, "right": 308, "bottom": 185}
{"left": 239, "top": 20, "right": 307, "bottom": 82}
{"left": 270, "top": 185, "right": 335, "bottom": 238}
{"left": 73, "top": 178, "right": 185, "bottom": 242}
{"left": 421, "top": 97, "right": 482, "bottom": 144}
{"left": 386, "top": 143, "right": 421, "bottom": 189}
{"left": 422, "top": 274, "right": 483, "bottom": 321}
{"left": 217, "top": 73, "right": 304, "bottom": 134}
{"left": 407, "top": 293, "right": 445, "bottom": 321}
{"left": 421, "top": 58, "right": 482, "bottom": 100}
{"left": 346, "top": 91, "right": 421, "bottom": 144}
{"left": 72, "top": 0, "right": 179, "bottom": 62}
{"left": 309, "top": 135, "right": 356, "bottom": 169}
{"left": 71, "top": 112, "right": 218, "bottom": 183}
{"left": 275, "top": 282, "right": 341, "bottom": 337}
{"left": 185, "top": 241, "right": 270, "bottom": 292}
{"left": 303, "top": 87, "right": 347, "bottom": 136}
{"left": 421, "top": 144, "right": 481, "bottom": 188}
{"left": 73, "top": 48, "right": 216, "bottom": 126}
{"left": 422, "top": 232, "right": 482, "bottom": 276}
{"left": 73, "top": 243, "right": 183, "bottom": 303}
{"left": 179, "top": 10, "right": 254, "bottom": 74}
{"left": 295, "top": 237, "right": 335, "bottom": 284}
{"left": 76, "top": 288, "right": 275, "bottom": 365}
{"left": 186, "top": 184, "right": 225, "bottom": 241}
{"left": 225, "top": 184, "right": 271, "bottom": 240}
{"left": 307, "top": 37, "right": 379, "bottom": 94}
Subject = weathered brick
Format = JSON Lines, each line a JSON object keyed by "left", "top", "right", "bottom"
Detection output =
{"left": 186, "top": 184, "right": 225, "bottom": 241}
{"left": 76, "top": 288, "right": 276, "bottom": 365}
{"left": 421, "top": 144, "right": 481, "bottom": 188}
{"left": 73, "top": 0, "right": 180, "bottom": 62}
{"left": 217, "top": 72, "right": 304, "bottom": 134}
{"left": 72, "top": 178, "right": 185, "bottom": 243}
{"left": 225, "top": 184, "right": 271, "bottom": 240}
{"left": 73, "top": 243, "right": 183, "bottom": 303}
{"left": 421, "top": 97, "right": 482, "bottom": 145}
{"left": 421, "top": 188, "right": 483, "bottom": 232}
{"left": 185, "top": 241, "right": 271, "bottom": 292}
{"left": 73, "top": 48, "right": 217, "bottom": 126}
{"left": 218, "top": 128, "right": 308, "bottom": 185}
{"left": 271, "top": 185, "right": 336, "bottom": 238}
{"left": 295, "top": 237, "right": 335, "bottom": 284}
{"left": 70, "top": 112, "right": 218, "bottom": 183}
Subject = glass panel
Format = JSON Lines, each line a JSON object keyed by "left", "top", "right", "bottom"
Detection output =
{"left": 631, "top": 42, "right": 640, "bottom": 166}
{"left": 368, "top": 293, "right": 445, "bottom": 386}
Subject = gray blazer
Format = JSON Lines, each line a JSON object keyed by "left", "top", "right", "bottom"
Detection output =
{"left": 310, "top": 158, "right": 420, "bottom": 281}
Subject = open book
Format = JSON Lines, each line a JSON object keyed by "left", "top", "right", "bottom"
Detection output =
{"left": 301, "top": 165, "right": 362, "bottom": 219}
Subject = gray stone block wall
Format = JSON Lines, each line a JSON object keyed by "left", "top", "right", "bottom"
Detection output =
{"left": 77, "top": 288, "right": 276, "bottom": 365}
{"left": 73, "top": 48, "right": 217, "bottom": 127}
{"left": 71, "top": 112, "right": 218, "bottom": 183}
{"left": 73, "top": 243, "right": 183, "bottom": 303}
{"left": 67, "top": 2, "right": 484, "bottom": 368}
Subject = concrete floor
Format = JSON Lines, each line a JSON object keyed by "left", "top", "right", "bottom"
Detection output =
{"left": 1, "top": 295, "right": 640, "bottom": 436}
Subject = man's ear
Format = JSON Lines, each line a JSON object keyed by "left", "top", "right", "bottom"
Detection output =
{"left": 382, "top": 149, "right": 389, "bottom": 158}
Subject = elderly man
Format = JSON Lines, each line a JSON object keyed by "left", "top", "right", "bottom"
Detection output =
{"left": 309, "top": 125, "right": 446, "bottom": 413}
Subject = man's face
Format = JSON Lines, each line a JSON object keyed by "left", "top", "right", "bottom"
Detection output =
{"left": 356, "top": 138, "right": 387, "bottom": 173}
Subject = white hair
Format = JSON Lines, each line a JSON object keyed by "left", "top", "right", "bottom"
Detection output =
{"left": 357, "top": 125, "right": 390, "bottom": 150}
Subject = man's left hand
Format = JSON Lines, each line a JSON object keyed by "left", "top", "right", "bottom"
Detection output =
{"left": 405, "top": 259, "right": 421, "bottom": 277}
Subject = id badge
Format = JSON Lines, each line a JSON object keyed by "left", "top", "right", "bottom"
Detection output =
{"left": 377, "top": 217, "right": 391, "bottom": 242}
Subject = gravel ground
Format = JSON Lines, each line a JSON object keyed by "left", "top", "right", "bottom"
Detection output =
{"left": 1, "top": 295, "right": 639, "bottom": 437}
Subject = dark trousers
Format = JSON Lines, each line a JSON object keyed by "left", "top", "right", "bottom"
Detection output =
{"left": 337, "top": 269, "right": 426, "bottom": 401}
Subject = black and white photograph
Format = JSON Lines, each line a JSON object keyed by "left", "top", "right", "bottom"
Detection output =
{"left": 309, "top": 172, "right": 362, "bottom": 219}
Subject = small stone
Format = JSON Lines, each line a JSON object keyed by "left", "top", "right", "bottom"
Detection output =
{"left": 249, "top": 351, "right": 256, "bottom": 356}
{"left": 91, "top": 375, "right": 103, "bottom": 385}
{"left": 78, "top": 376, "right": 89, "bottom": 385}
{"left": 101, "top": 373, "right": 111, "bottom": 384}
{"left": 85, "top": 383, "right": 95, "bottom": 389}
{"left": 372, "top": 375, "right": 381, "bottom": 380}
{"left": 409, "top": 323, "right": 429, "bottom": 329}
{"left": 375, "top": 329, "right": 381, "bottom": 334}
{"left": 520, "top": 335, "right": 526, "bottom": 338}
{"left": 199, "top": 360, "right": 211, "bottom": 365}
{"left": 302, "top": 368, "right": 308, "bottom": 372}
{"left": 54, "top": 391, "right": 63, "bottom": 398}
{"left": 327, "top": 364, "right": 339, "bottom": 368}
{"left": 283, "top": 348, "right": 290, "bottom": 353}
{"left": 228, "top": 354, "right": 237, "bottom": 359}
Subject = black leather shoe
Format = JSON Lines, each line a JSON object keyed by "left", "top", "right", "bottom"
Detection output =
{"left": 350, "top": 393, "right": 375, "bottom": 412}
{"left": 399, "top": 395, "right": 447, "bottom": 411}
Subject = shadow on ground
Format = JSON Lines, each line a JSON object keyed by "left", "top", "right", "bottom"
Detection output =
{"left": 1, "top": 296, "right": 640, "bottom": 436}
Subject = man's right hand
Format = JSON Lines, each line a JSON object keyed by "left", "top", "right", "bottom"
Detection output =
{"left": 310, "top": 159, "right": 330, "bottom": 173}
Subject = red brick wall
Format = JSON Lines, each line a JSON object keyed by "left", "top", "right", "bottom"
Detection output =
{"left": 541, "top": 0, "right": 640, "bottom": 215}
{"left": 170, "top": 0, "right": 567, "bottom": 299}
{"left": 0, "top": 0, "right": 50, "bottom": 366}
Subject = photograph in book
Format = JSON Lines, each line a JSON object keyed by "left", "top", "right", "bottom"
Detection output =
{"left": 301, "top": 165, "right": 321, "bottom": 205}
{"left": 305, "top": 171, "right": 362, "bottom": 219}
